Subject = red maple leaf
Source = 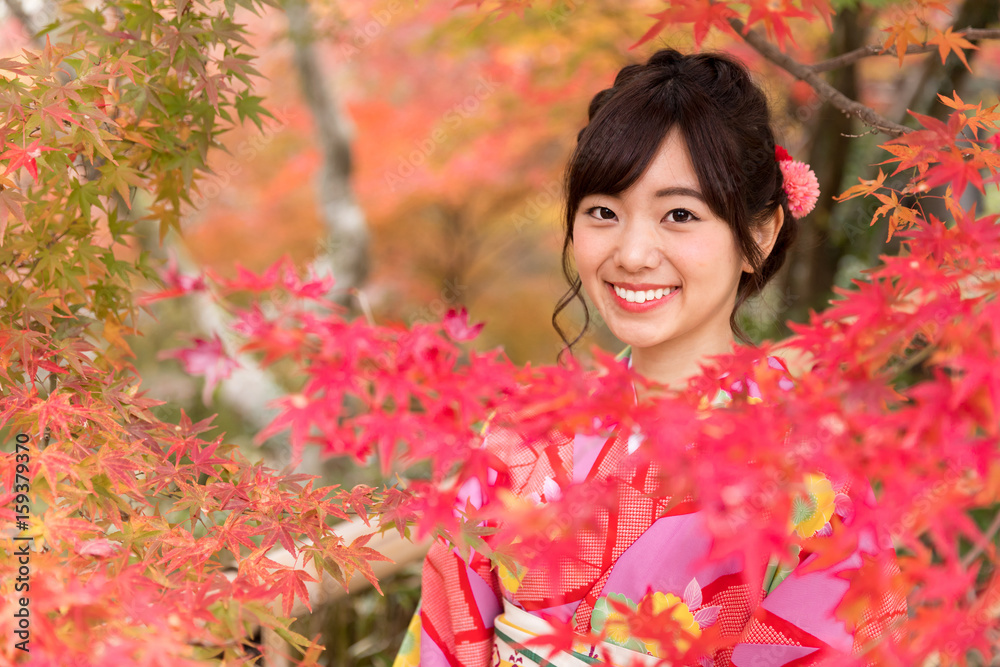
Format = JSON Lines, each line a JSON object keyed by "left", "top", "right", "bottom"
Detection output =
{"left": 0, "top": 139, "right": 57, "bottom": 182}
{"left": 919, "top": 146, "right": 987, "bottom": 195}
{"left": 138, "top": 251, "right": 206, "bottom": 304}
{"left": 76, "top": 538, "right": 120, "bottom": 558}
{"left": 799, "top": 0, "right": 834, "bottom": 29}
{"left": 39, "top": 100, "right": 84, "bottom": 128}
{"left": 259, "top": 518, "right": 299, "bottom": 556}
{"left": 184, "top": 437, "right": 232, "bottom": 479}
{"left": 631, "top": 0, "right": 740, "bottom": 51}
{"left": 324, "top": 532, "right": 392, "bottom": 594}
{"left": 376, "top": 485, "right": 418, "bottom": 537}
{"left": 270, "top": 565, "right": 319, "bottom": 617}
{"left": 97, "top": 450, "right": 142, "bottom": 495}
{"left": 207, "top": 257, "right": 286, "bottom": 293}
{"left": 407, "top": 479, "right": 469, "bottom": 541}
{"left": 880, "top": 109, "right": 969, "bottom": 181}
{"left": 255, "top": 391, "right": 338, "bottom": 466}
{"left": 214, "top": 516, "right": 259, "bottom": 558}
{"left": 340, "top": 484, "right": 375, "bottom": 526}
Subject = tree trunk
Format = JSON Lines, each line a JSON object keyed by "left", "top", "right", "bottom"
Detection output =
{"left": 779, "top": 7, "right": 864, "bottom": 330}
{"left": 284, "top": 0, "right": 371, "bottom": 310}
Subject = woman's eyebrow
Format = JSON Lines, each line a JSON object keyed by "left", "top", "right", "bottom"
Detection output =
{"left": 586, "top": 187, "right": 706, "bottom": 203}
{"left": 653, "top": 186, "right": 705, "bottom": 202}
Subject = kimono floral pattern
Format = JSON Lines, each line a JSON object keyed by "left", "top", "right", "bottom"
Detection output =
{"left": 792, "top": 473, "right": 836, "bottom": 538}
{"left": 762, "top": 473, "right": 860, "bottom": 596}
{"left": 498, "top": 561, "right": 528, "bottom": 596}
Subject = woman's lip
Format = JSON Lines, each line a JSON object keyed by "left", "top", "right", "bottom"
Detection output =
{"left": 606, "top": 282, "right": 680, "bottom": 312}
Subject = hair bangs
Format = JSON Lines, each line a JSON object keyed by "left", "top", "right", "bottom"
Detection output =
{"left": 567, "top": 86, "right": 675, "bottom": 223}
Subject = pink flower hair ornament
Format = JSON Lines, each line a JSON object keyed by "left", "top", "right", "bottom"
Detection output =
{"left": 775, "top": 145, "right": 820, "bottom": 217}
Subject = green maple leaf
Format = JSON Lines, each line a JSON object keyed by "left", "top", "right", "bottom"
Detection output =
{"left": 234, "top": 92, "right": 274, "bottom": 130}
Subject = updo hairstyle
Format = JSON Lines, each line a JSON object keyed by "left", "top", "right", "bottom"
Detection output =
{"left": 553, "top": 48, "right": 798, "bottom": 360}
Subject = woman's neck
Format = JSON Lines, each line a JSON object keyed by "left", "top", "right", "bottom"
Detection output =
{"left": 629, "top": 331, "right": 739, "bottom": 398}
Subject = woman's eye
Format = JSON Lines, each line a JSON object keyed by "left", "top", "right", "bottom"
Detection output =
{"left": 665, "top": 208, "right": 698, "bottom": 223}
{"left": 585, "top": 206, "right": 617, "bottom": 221}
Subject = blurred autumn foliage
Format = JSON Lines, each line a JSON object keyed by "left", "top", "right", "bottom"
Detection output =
{"left": 2, "top": 0, "right": 1000, "bottom": 665}
{"left": 152, "top": 0, "right": 1000, "bottom": 365}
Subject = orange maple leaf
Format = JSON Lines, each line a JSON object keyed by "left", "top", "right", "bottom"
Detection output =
{"left": 965, "top": 102, "right": 1000, "bottom": 140}
{"left": 878, "top": 144, "right": 926, "bottom": 174}
{"left": 934, "top": 92, "right": 998, "bottom": 138}
{"left": 881, "top": 16, "right": 921, "bottom": 67}
{"left": 937, "top": 91, "right": 977, "bottom": 112}
{"left": 927, "top": 26, "right": 978, "bottom": 72}
{"left": 834, "top": 169, "right": 887, "bottom": 201}
{"left": 103, "top": 316, "right": 137, "bottom": 359}
{"left": 871, "top": 191, "right": 920, "bottom": 242}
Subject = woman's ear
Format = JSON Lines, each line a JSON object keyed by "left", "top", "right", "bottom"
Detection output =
{"left": 741, "top": 206, "right": 785, "bottom": 274}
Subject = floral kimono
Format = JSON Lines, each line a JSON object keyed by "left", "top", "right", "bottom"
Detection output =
{"left": 393, "top": 356, "right": 906, "bottom": 667}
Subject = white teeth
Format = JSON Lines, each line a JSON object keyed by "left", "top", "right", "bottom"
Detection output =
{"left": 613, "top": 285, "right": 677, "bottom": 303}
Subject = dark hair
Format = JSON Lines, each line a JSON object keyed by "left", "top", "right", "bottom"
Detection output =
{"left": 552, "top": 48, "right": 798, "bottom": 363}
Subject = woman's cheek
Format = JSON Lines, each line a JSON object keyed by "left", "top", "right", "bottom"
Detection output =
{"left": 572, "top": 238, "right": 600, "bottom": 285}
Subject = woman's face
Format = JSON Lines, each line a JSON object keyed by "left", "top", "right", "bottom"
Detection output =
{"left": 572, "top": 128, "right": 750, "bottom": 360}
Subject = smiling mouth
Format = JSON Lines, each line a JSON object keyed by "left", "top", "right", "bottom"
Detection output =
{"left": 610, "top": 283, "right": 680, "bottom": 304}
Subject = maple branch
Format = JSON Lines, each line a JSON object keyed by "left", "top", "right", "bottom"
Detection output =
{"left": 961, "top": 505, "right": 1000, "bottom": 569}
{"left": 728, "top": 18, "right": 913, "bottom": 137}
{"left": 880, "top": 339, "right": 935, "bottom": 379}
{"left": 812, "top": 28, "right": 1000, "bottom": 73}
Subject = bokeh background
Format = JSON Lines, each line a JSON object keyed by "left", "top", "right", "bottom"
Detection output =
{"left": 3, "top": 0, "right": 998, "bottom": 663}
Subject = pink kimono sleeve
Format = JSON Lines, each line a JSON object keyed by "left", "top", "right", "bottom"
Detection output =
{"left": 393, "top": 469, "right": 504, "bottom": 667}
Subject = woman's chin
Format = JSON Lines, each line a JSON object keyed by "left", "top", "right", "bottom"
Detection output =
{"left": 607, "top": 326, "right": 673, "bottom": 352}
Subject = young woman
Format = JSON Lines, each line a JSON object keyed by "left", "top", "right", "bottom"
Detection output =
{"left": 394, "top": 48, "right": 904, "bottom": 667}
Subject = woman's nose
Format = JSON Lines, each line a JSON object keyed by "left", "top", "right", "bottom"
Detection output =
{"left": 614, "top": 221, "right": 662, "bottom": 273}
